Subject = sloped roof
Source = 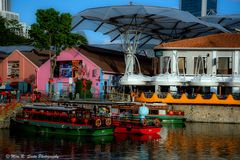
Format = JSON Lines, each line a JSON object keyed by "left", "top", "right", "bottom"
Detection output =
{"left": 21, "top": 51, "right": 49, "bottom": 67}
{"left": 155, "top": 33, "right": 240, "bottom": 49}
{"left": 77, "top": 45, "right": 154, "bottom": 75}
{"left": 0, "top": 45, "right": 34, "bottom": 54}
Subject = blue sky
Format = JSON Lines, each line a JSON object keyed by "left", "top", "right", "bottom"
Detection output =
{"left": 11, "top": 0, "right": 240, "bottom": 44}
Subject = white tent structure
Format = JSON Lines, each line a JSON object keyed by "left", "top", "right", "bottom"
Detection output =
{"left": 72, "top": 5, "right": 229, "bottom": 86}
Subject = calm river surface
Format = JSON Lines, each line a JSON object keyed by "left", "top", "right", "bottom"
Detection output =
{"left": 1, "top": 123, "right": 240, "bottom": 160}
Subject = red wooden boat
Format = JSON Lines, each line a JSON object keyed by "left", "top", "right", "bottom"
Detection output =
{"left": 113, "top": 104, "right": 161, "bottom": 135}
{"left": 114, "top": 119, "right": 161, "bottom": 135}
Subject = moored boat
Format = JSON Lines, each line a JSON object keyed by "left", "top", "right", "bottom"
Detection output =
{"left": 114, "top": 123, "right": 161, "bottom": 135}
{"left": 111, "top": 102, "right": 186, "bottom": 124}
{"left": 11, "top": 105, "right": 115, "bottom": 136}
{"left": 113, "top": 104, "right": 161, "bottom": 135}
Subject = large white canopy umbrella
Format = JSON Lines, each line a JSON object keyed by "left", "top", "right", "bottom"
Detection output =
{"left": 72, "top": 5, "right": 229, "bottom": 86}
{"left": 200, "top": 14, "right": 240, "bottom": 32}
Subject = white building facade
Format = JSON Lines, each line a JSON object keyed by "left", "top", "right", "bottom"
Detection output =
{"left": 0, "top": 0, "right": 11, "bottom": 11}
{"left": 154, "top": 33, "right": 240, "bottom": 95}
{"left": 0, "top": 0, "right": 19, "bottom": 20}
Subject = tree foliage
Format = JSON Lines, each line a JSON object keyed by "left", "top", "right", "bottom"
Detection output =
{"left": 30, "top": 8, "right": 88, "bottom": 54}
{"left": 0, "top": 16, "right": 32, "bottom": 46}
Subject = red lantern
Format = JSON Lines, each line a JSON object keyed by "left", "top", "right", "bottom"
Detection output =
{"left": 71, "top": 117, "right": 77, "bottom": 123}
{"left": 83, "top": 118, "right": 88, "bottom": 124}
{"left": 169, "top": 111, "right": 174, "bottom": 115}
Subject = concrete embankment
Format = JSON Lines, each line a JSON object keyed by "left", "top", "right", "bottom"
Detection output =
{"left": 171, "top": 104, "right": 240, "bottom": 123}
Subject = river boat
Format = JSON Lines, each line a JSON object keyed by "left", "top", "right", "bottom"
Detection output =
{"left": 111, "top": 103, "right": 186, "bottom": 124}
{"left": 114, "top": 118, "right": 161, "bottom": 135}
{"left": 10, "top": 105, "right": 114, "bottom": 136}
{"left": 112, "top": 104, "right": 161, "bottom": 135}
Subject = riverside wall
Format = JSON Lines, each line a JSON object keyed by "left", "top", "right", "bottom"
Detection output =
{"left": 170, "top": 104, "right": 240, "bottom": 123}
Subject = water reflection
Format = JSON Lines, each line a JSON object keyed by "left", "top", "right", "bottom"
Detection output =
{"left": 159, "top": 123, "right": 240, "bottom": 160}
{"left": 1, "top": 129, "right": 114, "bottom": 160}
{"left": 161, "top": 123, "right": 186, "bottom": 129}
{"left": 0, "top": 123, "right": 240, "bottom": 159}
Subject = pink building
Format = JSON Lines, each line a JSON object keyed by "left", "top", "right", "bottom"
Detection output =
{"left": 37, "top": 47, "right": 102, "bottom": 96}
{"left": 0, "top": 45, "right": 153, "bottom": 96}
{"left": 0, "top": 50, "right": 48, "bottom": 92}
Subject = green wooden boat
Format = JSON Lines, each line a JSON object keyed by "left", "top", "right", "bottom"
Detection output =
{"left": 11, "top": 105, "right": 114, "bottom": 136}
{"left": 111, "top": 103, "right": 186, "bottom": 124}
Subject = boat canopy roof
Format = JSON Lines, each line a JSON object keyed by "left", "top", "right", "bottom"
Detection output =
{"left": 22, "top": 105, "right": 76, "bottom": 112}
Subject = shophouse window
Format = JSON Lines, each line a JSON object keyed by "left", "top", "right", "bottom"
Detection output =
{"left": 8, "top": 61, "right": 19, "bottom": 78}
{"left": 163, "top": 56, "right": 171, "bottom": 73}
{"left": 217, "top": 57, "right": 232, "bottom": 75}
{"left": 54, "top": 61, "right": 72, "bottom": 78}
{"left": 178, "top": 57, "right": 186, "bottom": 74}
{"left": 194, "top": 57, "right": 207, "bottom": 74}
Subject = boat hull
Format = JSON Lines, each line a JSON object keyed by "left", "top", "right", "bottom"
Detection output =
{"left": 114, "top": 126, "right": 160, "bottom": 135}
{"left": 11, "top": 119, "right": 114, "bottom": 136}
{"left": 142, "top": 115, "right": 185, "bottom": 124}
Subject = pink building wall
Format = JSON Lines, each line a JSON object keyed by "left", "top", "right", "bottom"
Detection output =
{"left": 37, "top": 48, "right": 101, "bottom": 95}
{"left": 0, "top": 50, "right": 38, "bottom": 86}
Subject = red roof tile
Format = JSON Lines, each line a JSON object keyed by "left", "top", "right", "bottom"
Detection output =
{"left": 155, "top": 33, "right": 240, "bottom": 49}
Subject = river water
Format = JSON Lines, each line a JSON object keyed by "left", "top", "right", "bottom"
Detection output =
{"left": 0, "top": 123, "right": 240, "bottom": 160}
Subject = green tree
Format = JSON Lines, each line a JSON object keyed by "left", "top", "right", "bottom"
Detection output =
{"left": 0, "top": 16, "right": 31, "bottom": 45}
{"left": 6, "top": 19, "right": 23, "bottom": 34}
{"left": 29, "top": 8, "right": 88, "bottom": 97}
